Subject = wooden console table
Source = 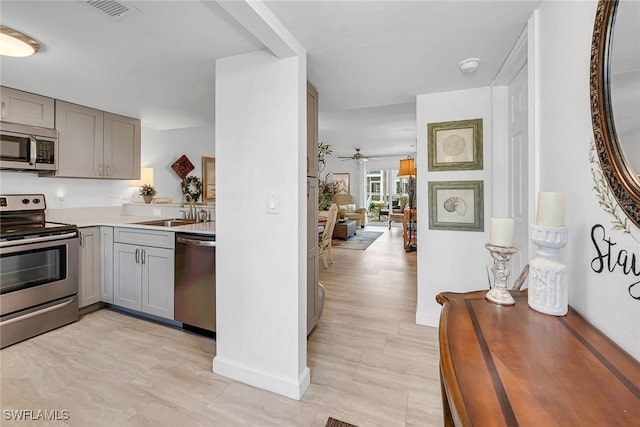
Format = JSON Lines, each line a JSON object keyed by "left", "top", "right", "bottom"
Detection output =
{"left": 436, "top": 290, "right": 640, "bottom": 426}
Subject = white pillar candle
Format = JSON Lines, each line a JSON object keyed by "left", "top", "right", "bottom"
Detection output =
{"left": 490, "top": 218, "right": 515, "bottom": 247}
{"left": 536, "top": 192, "right": 566, "bottom": 227}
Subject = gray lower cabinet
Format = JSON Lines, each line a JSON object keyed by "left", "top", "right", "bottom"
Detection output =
{"left": 78, "top": 227, "right": 101, "bottom": 308}
{"left": 100, "top": 226, "right": 114, "bottom": 303}
{"left": 112, "top": 228, "right": 174, "bottom": 320}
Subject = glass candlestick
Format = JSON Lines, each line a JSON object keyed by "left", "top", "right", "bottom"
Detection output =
{"left": 485, "top": 243, "right": 519, "bottom": 305}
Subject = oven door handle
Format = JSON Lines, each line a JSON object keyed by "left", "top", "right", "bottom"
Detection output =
{"left": 0, "top": 232, "right": 78, "bottom": 248}
{"left": 0, "top": 298, "right": 76, "bottom": 326}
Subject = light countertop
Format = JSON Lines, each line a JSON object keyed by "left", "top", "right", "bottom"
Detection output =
{"left": 47, "top": 206, "right": 215, "bottom": 236}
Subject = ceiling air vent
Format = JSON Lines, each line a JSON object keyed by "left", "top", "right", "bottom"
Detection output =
{"left": 83, "top": 0, "right": 138, "bottom": 21}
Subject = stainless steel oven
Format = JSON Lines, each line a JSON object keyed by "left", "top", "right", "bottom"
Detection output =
{"left": 0, "top": 194, "right": 79, "bottom": 348}
{"left": 0, "top": 122, "right": 57, "bottom": 171}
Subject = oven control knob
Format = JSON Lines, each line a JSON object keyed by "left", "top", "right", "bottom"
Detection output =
{"left": 22, "top": 198, "right": 30, "bottom": 204}
{"left": 33, "top": 198, "right": 41, "bottom": 204}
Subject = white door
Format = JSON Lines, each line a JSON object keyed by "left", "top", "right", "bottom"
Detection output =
{"left": 507, "top": 65, "right": 529, "bottom": 282}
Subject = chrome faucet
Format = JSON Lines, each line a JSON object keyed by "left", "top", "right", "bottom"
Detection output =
{"left": 198, "top": 208, "right": 208, "bottom": 223}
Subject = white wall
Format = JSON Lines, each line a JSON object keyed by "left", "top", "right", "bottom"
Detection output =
{"left": 213, "top": 49, "right": 309, "bottom": 399}
{"left": 0, "top": 125, "right": 213, "bottom": 207}
{"left": 534, "top": 0, "right": 639, "bottom": 359}
{"left": 415, "top": 87, "right": 493, "bottom": 326}
{"left": 141, "top": 125, "right": 214, "bottom": 203}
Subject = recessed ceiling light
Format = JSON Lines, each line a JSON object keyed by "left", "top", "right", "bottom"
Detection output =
{"left": 0, "top": 26, "right": 40, "bottom": 57}
{"left": 458, "top": 57, "right": 480, "bottom": 74}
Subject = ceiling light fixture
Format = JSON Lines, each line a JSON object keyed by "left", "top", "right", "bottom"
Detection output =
{"left": 458, "top": 57, "right": 480, "bottom": 74}
{"left": 0, "top": 26, "right": 40, "bottom": 57}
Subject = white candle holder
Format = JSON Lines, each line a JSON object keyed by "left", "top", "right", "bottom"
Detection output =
{"left": 528, "top": 225, "right": 568, "bottom": 316}
{"left": 485, "top": 244, "right": 519, "bottom": 306}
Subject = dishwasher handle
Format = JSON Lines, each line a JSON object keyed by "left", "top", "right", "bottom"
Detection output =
{"left": 177, "top": 236, "right": 216, "bottom": 247}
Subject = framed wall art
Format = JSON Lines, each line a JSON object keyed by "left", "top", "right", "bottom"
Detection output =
{"left": 428, "top": 118, "right": 483, "bottom": 171}
{"left": 202, "top": 156, "right": 215, "bottom": 201}
{"left": 333, "top": 173, "right": 350, "bottom": 195}
{"left": 428, "top": 180, "right": 484, "bottom": 232}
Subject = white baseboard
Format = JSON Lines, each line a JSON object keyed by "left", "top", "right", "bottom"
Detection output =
{"left": 212, "top": 356, "right": 310, "bottom": 400}
{"left": 416, "top": 310, "right": 439, "bottom": 328}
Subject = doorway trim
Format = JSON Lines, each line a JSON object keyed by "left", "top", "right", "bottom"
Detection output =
{"left": 491, "top": 11, "right": 539, "bottom": 264}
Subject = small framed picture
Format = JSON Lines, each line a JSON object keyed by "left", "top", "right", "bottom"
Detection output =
{"left": 428, "top": 181, "right": 484, "bottom": 232}
{"left": 333, "top": 173, "right": 350, "bottom": 195}
{"left": 428, "top": 118, "right": 483, "bottom": 171}
{"left": 202, "top": 156, "right": 215, "bottom": 201}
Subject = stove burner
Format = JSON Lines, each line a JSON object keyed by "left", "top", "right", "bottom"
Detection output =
{"left": 0, "top": 194, "right": 77, "bottom": 242}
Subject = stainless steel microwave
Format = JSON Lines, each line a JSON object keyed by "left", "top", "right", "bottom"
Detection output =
{"left": 0, "top": 122, "right": 57, "bottom": 171}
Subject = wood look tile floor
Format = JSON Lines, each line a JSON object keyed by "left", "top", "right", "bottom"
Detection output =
{"left": 0, "top": 225, "right": 441, "bottom": 426}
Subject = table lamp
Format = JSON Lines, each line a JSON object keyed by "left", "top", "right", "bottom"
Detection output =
{"left": 398, "top": 157, "right": 416, "bottom": 252}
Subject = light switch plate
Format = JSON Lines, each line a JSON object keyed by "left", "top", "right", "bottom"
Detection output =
{"left": 267, "top": 191, "right": 279, "bottom": 214}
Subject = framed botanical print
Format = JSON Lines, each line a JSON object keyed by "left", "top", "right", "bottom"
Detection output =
{"left": 428, "top": 180, "right": 484, "bottom": 232}
{"left": 428, "top": 118, "right": 483, "bottom": 171}
{"left": 202, "top": 156, "right": 215, "bottom": 201}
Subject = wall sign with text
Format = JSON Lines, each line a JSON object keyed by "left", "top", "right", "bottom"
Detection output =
{"left": 591, "top": 224, "right": 640, "bottom": 300}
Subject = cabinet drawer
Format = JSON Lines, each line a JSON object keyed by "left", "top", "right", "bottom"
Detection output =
{"left": 114, "top": 227, "right": 174, "bottom": 249}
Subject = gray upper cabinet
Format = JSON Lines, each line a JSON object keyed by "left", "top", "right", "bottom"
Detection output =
{"left": 0, "top": 86, "right": 55, "bottom": 129}
{"left": 55, "top": 100, "right": 140, "bottom": 179}
{"left": 104, "top": 112, "right": 141, "bottom": 179}
{"left": 55, "top": 101, "right": 103, "bottom": 178}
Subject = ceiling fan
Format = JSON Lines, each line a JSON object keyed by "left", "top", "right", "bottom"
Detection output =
{"left": 338, "top": 148, "right": 372, "bottom": 162}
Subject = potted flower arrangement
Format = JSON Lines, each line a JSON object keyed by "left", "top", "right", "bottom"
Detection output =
{"left": 139, "top": 184, "right": 157, "bottom": 204}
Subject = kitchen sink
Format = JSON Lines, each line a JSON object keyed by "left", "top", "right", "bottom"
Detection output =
{"left": 133, "top": 218, "right": 197, "bottom": 227}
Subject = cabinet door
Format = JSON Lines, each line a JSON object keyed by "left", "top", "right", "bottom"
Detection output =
{"left": 307, "top": 178, "right": 319, "bottom": 252}
{"left": 100, "top": 226, "right": 114, "bottom": 303}
{"left": 78, "top": 227, "right": 101, "bottom": 308}
{"left": 1, "top": 86, "right": 55, "bottom": 128}
{"left": 141, "top": 246, "right": 174, "bottom": 319}
{"left": 104, "top": 112, "right": 141, "bottom": 179}
{"left": 113, "top": 243, "right": 142, "bottom": 311}
{"left": 306, "top": 83, "right": 319, "bottom": 178}
{"left": 55, "top": 100, "right": 104, "bottom": 178}
{"left": 307, "top": 251, "right": 320, "bottom": 334}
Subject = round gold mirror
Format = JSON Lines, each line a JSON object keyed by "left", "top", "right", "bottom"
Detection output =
{"left": 591, "top": 0, "right": 640, "bottom": 227}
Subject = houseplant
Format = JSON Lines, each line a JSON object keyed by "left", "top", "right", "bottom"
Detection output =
{"left": 318, "top": 141, "right": 334, "bottom": 210}
{"left": 139, "top": 184, "right": 157, "bottom": 204}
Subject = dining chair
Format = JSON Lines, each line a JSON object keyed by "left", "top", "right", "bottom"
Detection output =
{"left": 319, "top": 203, "right": 338, "bottom": 268}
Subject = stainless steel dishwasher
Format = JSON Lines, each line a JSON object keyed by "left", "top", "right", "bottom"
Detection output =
{"left": 175, "top": 233, "right": 216, "bottom": 333}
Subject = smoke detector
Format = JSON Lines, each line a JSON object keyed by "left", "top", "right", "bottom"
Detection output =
{"left": 458, "top": 57, "right": 480, "bottom": 74}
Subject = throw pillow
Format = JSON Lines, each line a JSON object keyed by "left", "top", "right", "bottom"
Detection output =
{"left": 338, "top": 204, "right": 349, "bottom": 212}
{"left": 346, "top": 204, "right": 356, "bottom": 213}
